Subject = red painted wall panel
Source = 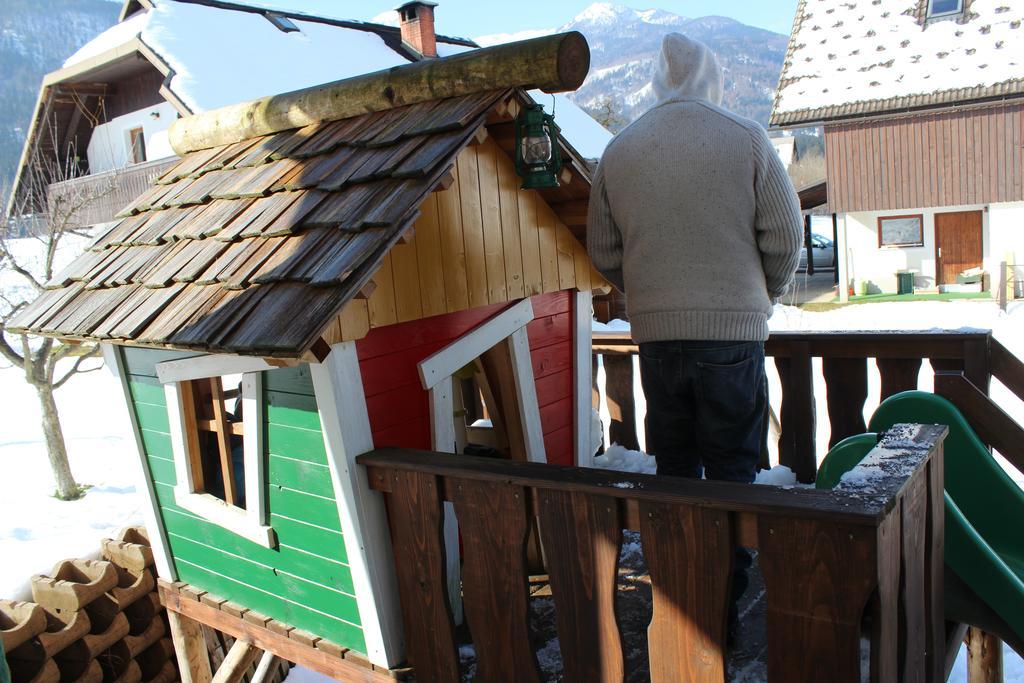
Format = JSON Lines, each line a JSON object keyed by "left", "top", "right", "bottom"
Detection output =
{"left": 354, "top": 291, "right": 578, "bottom": 465}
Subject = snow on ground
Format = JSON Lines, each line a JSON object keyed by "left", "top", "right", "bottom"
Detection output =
{"left": 0, "top": 360, "right": 143, "bottom": 600}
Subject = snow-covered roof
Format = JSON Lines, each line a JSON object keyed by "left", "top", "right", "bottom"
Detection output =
{"left": 64, "top": 0, "right": 473, "bottom": 113}
{"left": 770, "top": 0, "right": 1024, "bottom": 126}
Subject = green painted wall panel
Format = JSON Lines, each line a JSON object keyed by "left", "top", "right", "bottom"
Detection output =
{"left": 120, "top": 348, "right": 364, "bottom": 650}
{"left": 268, "top": 455, "right": 334, "bottom": 498}
{"left": 175, "top": 559, "right": 365, "bottom": 652}
{"left": 269, "top": 514, "right": 348, "bottom": 564}
{"left": 268, "top": 485, "right": 340, "bottom": 530}
{"left": 266, "top": 423, "right": 328, "bottom": 464}
{"left": 147, "top": 456, "right": 177, "bottom": 487}
{"left": 140, "top": 430, "right": 174, "bottom": 461}
{"left": 128, "top": 376, "right": 166, "bottom": 404}
{"left": 266, "top": 392, "right": 321, "bottom": 431}
{"left": 134, "top": 401, "right": 171, "bottom": 434}
{"left": 162, "top": 508, "right": 353, "bottom": 593}
{"left": 263, "top": 364, "right": 316, "bottom": 395}
{"left": 168, "top": 535, "right": 360, "bottom": 619}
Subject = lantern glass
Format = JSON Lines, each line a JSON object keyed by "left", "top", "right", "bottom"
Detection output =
{"left": 514, "top": 102, "right": 562, "bottom": 190}
{"left": 521, "top": 132, "right": 552, "bottom": 166}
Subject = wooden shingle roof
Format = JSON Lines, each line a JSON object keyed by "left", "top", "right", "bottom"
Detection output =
{"left": 10, "top": 89, "right": 508, "bottom": 356}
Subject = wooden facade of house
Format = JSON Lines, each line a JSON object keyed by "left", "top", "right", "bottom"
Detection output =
{"left": 823, "top": 101, "right": 1024, "bottom": 213}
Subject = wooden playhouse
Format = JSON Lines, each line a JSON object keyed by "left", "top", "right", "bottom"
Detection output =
{"left": 10, "top": 33, "right": 608, "bottom": 680}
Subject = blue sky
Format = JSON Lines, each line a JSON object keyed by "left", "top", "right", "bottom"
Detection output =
{"left": 110, "top": 1, "right": 799, "bottom": 37}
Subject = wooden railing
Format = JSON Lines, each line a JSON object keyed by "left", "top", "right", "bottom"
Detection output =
{"left": 47, "top": 157, "right": 178, "bottom": 228}
{"left": 358, "top": 424, "right": 946, "bottom": 682}
{"left": 593, "top": 330, "right": 1024, "bottom": 484}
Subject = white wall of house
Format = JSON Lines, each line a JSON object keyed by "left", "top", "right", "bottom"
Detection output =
{"left": 839, "top": 202, "right": 1023, "bottom": 294}
{"left": 86, "top": 102, "right": 178, "bottom": 173}
{"left": 986, "top": 202, "right": 1024, "bottom": 280}
{"left": 770, "top": 136, "right": 796, "bottom": 170}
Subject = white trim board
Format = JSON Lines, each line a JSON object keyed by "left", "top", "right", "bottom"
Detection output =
{"left": 102, "top": 343, "right": 177, "bottom": 581}
{"left": 311, "top": 342, "right": 404, "bottom": 668}
{"left": 417, "top": 299, "right": 535, "bottom": 390}
{"left": 507, "top": 328, "right": 546, "bottom": 464}
{"left": 572, "top": 290, "right": 595, "bottom": 467}
{"left": 155, "top": 353, "right": 278, "bottom": 384}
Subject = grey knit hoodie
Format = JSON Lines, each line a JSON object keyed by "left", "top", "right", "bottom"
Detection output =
{"left": 587, "top": 33, "right": 802, "bottom": 342}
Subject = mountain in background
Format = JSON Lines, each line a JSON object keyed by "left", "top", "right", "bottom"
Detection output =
{"left": 0, "top": 0, "right": 118, "bottom": 188}
{"left": 480, "top": 2, "right": 789, "bottom": 130}
{"left": 0, "top": 1, "right": 790, "bottom": 191}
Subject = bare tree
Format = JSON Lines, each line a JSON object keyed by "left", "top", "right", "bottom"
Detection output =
{"left": 584, "top": 96, "right": 628, "bottom": 133}
{"left": 787, "top": 149, "right": 826, "bottom": 191}
{"left": 1, "top": 139, "right": 115, "bottom": 500}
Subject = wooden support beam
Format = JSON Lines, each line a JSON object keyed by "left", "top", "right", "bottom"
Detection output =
{"left": 169, "top": 32, "right": 590, "bottom": 154}
{"left": 211, "top": 639, "right": 261, "bottom": 683}
{"left": 432, "top": 170, "right": 455, "bottom": 193}
{"left": 249, "top": 651, "right": 282, "bottom": 683}
{"left": 167, "top": 611, "right": 213, "bottom": 683}
{"left": 967, "top": 628, "right": 1003, "bottom": 683}
{"left": 161, "top": 583, "right": 394, "bottom": 682}
{"left": 355, "top": 280, "right": 378, "bottom": 299}
{"left": 471, "top": 126, "right": 489, "bottom": 146}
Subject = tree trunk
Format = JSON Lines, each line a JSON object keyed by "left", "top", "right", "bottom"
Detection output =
{"left": 35, "top": 382, "right": 80, "bottom": 499}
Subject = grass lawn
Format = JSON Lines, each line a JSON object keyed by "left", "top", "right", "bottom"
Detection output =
{"left": 799, "top": 291, "right": 992, "bottom": 311}
{"left": 845, "top": 291, "right": 991, "bottom": 303}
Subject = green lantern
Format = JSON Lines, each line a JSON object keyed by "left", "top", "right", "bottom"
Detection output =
{"left": 514, "top": 102, "right": 562, "bottom": 190}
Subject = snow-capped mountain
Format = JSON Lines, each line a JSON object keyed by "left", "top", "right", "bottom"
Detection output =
{"left": 492, "top": 2, "right": 789, "bottom": 129}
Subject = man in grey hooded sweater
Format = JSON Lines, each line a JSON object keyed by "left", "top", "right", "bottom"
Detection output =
{"left": 588, "top": 32, "right": 802, "bottom": 635}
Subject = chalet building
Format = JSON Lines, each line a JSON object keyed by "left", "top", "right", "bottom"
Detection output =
{"left": 8, "top": 0, "right": 608, "bottom": 230}
{"left": 771, "top": 0, "right": 1024, "bottom": 300}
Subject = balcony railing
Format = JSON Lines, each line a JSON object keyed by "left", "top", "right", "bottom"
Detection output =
{"left": 46, "top": 157, "right": 178, "bottom": 229}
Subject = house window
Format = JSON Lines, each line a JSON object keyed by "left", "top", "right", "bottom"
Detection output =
{"left": 157, "top": 355, "right": 275, "bottom": 547}
{"left": 926, "top": 0, "right": 963, "bottom": 19}
{"left": 878, "top": 214, "right": 925, "bottom": 248}
{"left": 128, "top": 127, "right": 146, "bottom": 164}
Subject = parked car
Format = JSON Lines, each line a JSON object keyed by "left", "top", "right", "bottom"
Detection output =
{"left": 799, "top": 234, "right": 835, "bottom": 270}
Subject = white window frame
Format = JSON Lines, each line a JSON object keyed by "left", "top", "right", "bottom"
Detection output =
{"left": 926, "top": 0, "right": 963, "bottom": 19}
{"left": 418, "top": 298, "right": 546, "bottom": 464}
{"left": 158, "top": 354, "right": 275, "bottom": 547}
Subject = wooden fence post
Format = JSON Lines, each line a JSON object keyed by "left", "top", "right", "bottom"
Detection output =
{"left": 602, "top": 354, "right": 640, "bottom": 451}
{"left": 775, "top": 341, "right": 816, "bottom": 483}
{"left": 967, "top": 627, "right": 1003, "bottom": 683}
{"left": 167, "top": 611, "right": 213, "bottom": 683}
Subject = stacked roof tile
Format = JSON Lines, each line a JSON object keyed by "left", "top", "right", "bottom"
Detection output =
{"left": 11, "top": 89, "right": 508, "bottom": 356}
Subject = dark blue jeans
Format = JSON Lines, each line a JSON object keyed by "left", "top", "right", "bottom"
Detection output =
{"left": 639, "top": 339, "right": 767, "bottom": 630}
{"left": 639, "top": 340, "right": 766, "bottom": 483}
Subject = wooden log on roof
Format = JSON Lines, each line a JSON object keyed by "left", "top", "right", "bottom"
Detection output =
{"left": 168, "top": 31, "right": 590, "bottom": 155}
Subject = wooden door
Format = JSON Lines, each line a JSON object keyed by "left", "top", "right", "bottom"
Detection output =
{"left": 934, "top": 210, "right": 982, "bottom": 285}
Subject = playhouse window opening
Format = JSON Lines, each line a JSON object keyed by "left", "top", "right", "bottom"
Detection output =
{"left": 183, "top": 374, "right": 247, "bottom": 509}
{"left": 455, "top": 365, "right": 508, "bottom": 458}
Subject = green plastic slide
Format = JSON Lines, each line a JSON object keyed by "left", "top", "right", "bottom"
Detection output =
{"left": 815, "top": 390, "right": 1024, "bottom": 655}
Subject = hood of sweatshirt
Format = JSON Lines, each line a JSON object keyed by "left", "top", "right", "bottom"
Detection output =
{"left": 651, "top": 33, "right": 724, "bottom": 106}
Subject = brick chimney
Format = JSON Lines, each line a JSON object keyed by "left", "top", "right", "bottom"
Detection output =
{"left": 396, "top": 1, "right": 438, "bottom": 58}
